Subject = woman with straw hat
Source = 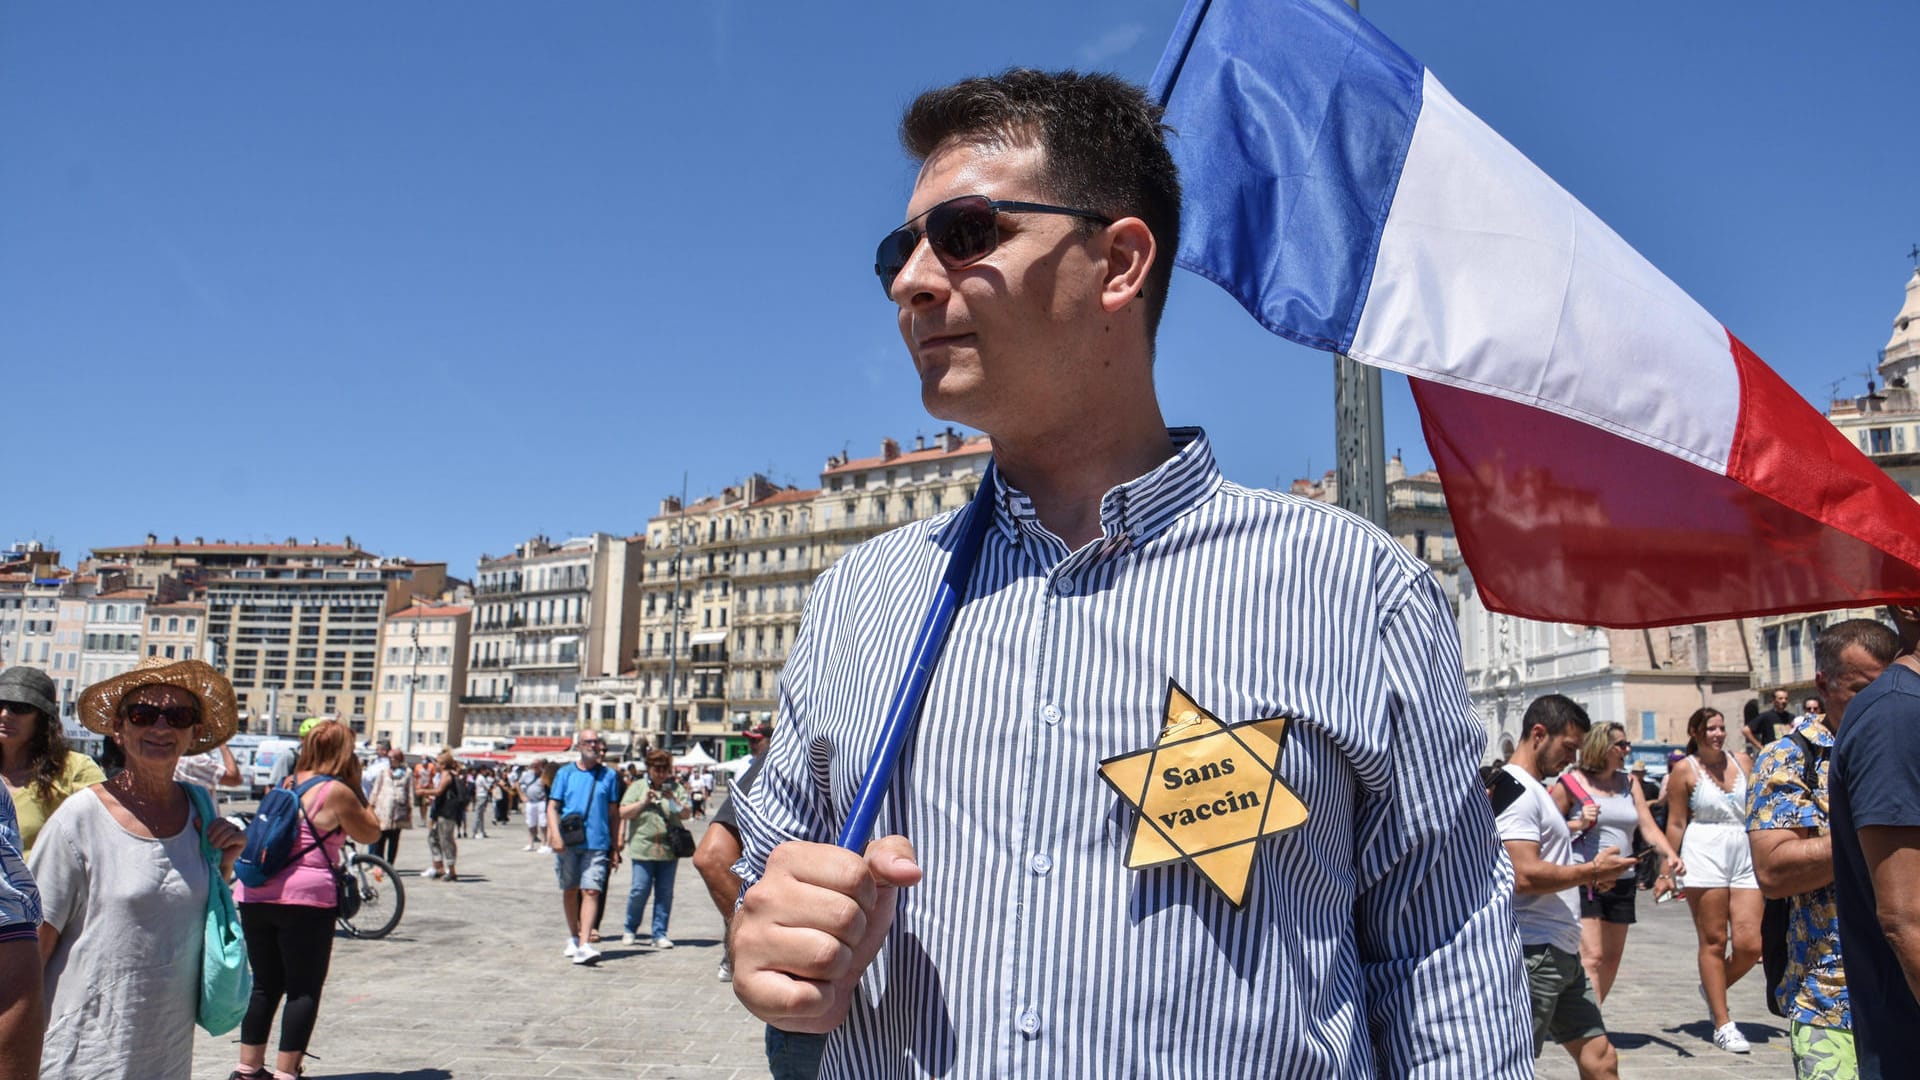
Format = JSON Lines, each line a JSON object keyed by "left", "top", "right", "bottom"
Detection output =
{"left": 28, "top": 656, "right": 247, "bottom": 1079}
{"left": 0, "top": 666, "right": 104, "bottom": 855}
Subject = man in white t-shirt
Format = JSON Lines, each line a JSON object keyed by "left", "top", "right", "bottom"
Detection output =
{"left": 1492, "top": 694, "right": 1637, "bottom": 1080}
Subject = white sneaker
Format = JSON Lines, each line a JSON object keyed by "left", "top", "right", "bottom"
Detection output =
{"left": 536, "top": 845, "right": 553, "bottom": 854}
{"left": 422, "top": 868, "right": 441, "bottom": 879}
{"left": 1712, "top": 1023, "right": 1750, "bottom": 1054}
{"left": 563, "top": 940, "right": 579, "bottom": 959}
{"left": 653, "top": 936, "right": 674, "bottom": 950}
{"left": 620, "top": 932, "right": 637, "bottom": 946}
{"left": 572, "top": 944, "right": 602, "bottom": 966}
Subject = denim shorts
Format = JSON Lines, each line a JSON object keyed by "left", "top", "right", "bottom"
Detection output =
{"left": 554, "top": 846, "right": 611, "bottom": 893}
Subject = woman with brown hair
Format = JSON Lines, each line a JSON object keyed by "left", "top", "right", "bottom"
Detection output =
{"left": 230, "top": 719, "right": 381, "bottom": 1080}
{"left": 0, "top": 666, "right": 104, "bottom": 854}
{"left": 1550, "top": 721, "right": 1682, "bottom": 1000}
{"left": 1665, "top": 706, "right": 1761, "bottom": 1054}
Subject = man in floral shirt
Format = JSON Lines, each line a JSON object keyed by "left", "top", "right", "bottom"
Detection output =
{"left": 1748, "top": 618, "right": 1896, "bottom": 1079}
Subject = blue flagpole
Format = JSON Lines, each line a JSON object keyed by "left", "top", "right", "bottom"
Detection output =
{"left": 835, "top": 466, "right": 998, "bottom": 851}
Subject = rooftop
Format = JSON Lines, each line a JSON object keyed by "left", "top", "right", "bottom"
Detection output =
{"left": 389, "top": 604, "right": 471, "bottom": 620}
{"left": 824, "top": 433, "right": 991, "bottom": 476}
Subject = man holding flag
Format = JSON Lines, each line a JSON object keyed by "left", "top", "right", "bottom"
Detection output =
{"left": 728, "top": 67, "right": 1528, "bottom": 1077}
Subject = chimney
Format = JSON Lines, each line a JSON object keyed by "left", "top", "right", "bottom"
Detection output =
{"left": 660, "top": 496, "right": 681, "bottom": 515}
{"left": 882, "top": 437, "right": 901, "bottom": 461}
{"left": 940, "top": 426, "right": 962, "bottom": 452}
{"left": 146, "top": 532, "right": 158, "bottom": 546}
{"left": 194, "top": 536, "right": 205, "bottom": 545}
{"left": 914, "top": 434, "right": 926, "bottom": 452}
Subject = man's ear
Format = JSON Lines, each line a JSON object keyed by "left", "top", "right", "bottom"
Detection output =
{"left": 1098, "top": 217, "right": 1156, "bottom": 315}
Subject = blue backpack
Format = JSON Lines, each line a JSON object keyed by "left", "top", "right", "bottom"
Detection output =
{"left": 234, "top": 775, "right": 332, "bottom": 888}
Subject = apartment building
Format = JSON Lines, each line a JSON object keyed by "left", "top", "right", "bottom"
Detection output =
{"left": 624, "top": 430, "right": 993, "bottom": 756}
{"left": 78, "top": 589, "right": 150, "bottom": 691}
{"left": 144, "top": 600, "right": 208, "bottom": 664}
{"left": 89, "top": 539, "right": 446, "bottom": 736}
{"left": 373, "top": 603, "right": 471, "bottom": 752}
{"left": 464, "top": 534, "right": 640, "bottom": 741}
{"left": 634, "top": 477, "right": 788, "bottom": 748}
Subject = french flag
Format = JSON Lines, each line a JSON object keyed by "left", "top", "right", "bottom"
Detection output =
{"left": 1152, "top": 0, "right": 1920, "bottom": 628}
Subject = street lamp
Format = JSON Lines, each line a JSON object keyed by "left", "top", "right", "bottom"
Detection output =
{"left": 400, "top": 619, "right": 421, "bottom": 754}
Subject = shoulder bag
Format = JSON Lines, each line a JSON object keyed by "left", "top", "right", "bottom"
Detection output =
{"left": 183, "top": 783, "right": 252, "bottom": 1035}
{"left": 661, "top": 786, "right": 696, "bottom": 858}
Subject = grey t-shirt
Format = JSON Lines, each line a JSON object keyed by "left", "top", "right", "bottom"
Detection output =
{"left": 30, "top": 787, "right": 210, "bottom": 1080}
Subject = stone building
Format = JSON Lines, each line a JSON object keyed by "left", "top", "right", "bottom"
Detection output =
{"left": 463, "top": 534, "right": 640, "bottom": 742}
{"left": 373, "top": 602, "right": 471, "bottom": 752}
{"left": 88, "top": 539, "right": 446, "bottom": 736}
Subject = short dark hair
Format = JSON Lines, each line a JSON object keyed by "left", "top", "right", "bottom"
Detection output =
{"left": 900, "top": 69, "right": 1182, "bottom": 340}
{"left": 1814, "top": 618, "right": 1898, "bottom": 681}
{"left": 1521, "top": 694, "right": 1592, "bottom": 739}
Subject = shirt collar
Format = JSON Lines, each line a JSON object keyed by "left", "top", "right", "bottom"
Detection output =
{"left": 986, "top": 427, "right": 1222, "bottom": 551}
{"left": 1790, "top": 714, "right": 1837, "bottom": 748}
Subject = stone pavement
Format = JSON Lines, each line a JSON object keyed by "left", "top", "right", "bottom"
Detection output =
{"left": 192, "top": 818, "right": 1789, "bottom": 1078}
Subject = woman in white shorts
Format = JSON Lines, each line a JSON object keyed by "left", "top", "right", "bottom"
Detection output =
{"left": 521, "top": 762, "right": 550, "bottom": 852}
{"left": 1663, "top": 707, "right": 1759, "bottom": 1056}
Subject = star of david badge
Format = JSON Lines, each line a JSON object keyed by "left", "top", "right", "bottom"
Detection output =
{"left": 1096, "top": 679, "right": 1309, "bottom": 907}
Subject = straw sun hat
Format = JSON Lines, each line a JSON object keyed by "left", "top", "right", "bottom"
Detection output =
{"left": 78, "top": 656, "right": 240, "bottom": 755}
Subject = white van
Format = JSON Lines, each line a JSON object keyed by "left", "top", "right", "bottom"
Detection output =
{"left": 244, "top": 738, "right": 304, "bottom": 796}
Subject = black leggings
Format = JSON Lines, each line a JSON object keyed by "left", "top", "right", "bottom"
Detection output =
{"left": 239, "top": 902, "right": 337, "bottom": 1053}
{"left": 373, "top": 828, "right": 401, "bottom": 864}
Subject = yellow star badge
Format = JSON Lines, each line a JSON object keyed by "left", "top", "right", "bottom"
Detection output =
{"left": 1096, "top": 679, "right": 1309, "bottom": 907}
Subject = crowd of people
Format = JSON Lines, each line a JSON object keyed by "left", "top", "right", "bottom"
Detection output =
{"left": 1483, "top": 615, "right": 1919, "bottom": 1079}
{"left": 0, "top": 653, "right": 741, "bottom": 1079}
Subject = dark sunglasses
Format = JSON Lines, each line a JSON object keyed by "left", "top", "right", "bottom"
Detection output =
{"left": 875, "top": 195, "right": 1112, "bottom": 297}
{"left": 1612, "top": 740, "right": 1633, "bottom": 750}
{"left": 123, "top": 703, "right": 200, "bottom": 729}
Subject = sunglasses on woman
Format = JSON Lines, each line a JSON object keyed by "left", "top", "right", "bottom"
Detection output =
{"left": 123, "top": 703, "right": 200, "bottom": 729}
{"left": 874, "top": 195, "right": 1112, "bottom": 297}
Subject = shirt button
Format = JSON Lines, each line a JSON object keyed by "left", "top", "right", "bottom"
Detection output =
{"left": 1041, "top": 703, "right": 1061, "bottom": 724}
{"left": 1056, "top": 577, "right": 1076, "bottom": 596}
{"left": 1018, "top": 1010, "right": 1040, "bottom": 1036}
{"left": 1030, "top": 853, "right": 1053, "bottom": 875}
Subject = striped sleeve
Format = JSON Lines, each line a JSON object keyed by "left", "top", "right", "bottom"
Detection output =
{"left": 1356, "top": 569, "right": 1531, "bottom": 1077}
{"left": 734, "top": 563, "right": 842, "bottom": 884}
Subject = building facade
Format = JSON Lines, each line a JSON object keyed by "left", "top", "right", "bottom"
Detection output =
{"left": 88, "top": 540, "right": 446, "bottom": 736}
{"left": 464, "top": 534, "right": 640, "bottom": 741}
{"left": 373, "top": 603, "right": 471, "bottom": 752}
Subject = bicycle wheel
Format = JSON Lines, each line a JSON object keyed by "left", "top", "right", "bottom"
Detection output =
{"left": 337, "top": 852, "right": 405, "bottom": 939}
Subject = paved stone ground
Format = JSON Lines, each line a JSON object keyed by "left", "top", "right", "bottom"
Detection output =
{"left": 191, "top": 819, "right": 1788, "bottom": 1078}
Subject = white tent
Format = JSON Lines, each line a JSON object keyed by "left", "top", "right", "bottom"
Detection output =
{"left": 672, "top": 744, "right": 719, "bottom": 768}
{"left": 714, "top": 754, "right": 755, "bottom": 775}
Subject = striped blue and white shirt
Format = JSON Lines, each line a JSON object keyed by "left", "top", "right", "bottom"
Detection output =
{"left": 737, "top": 428, "right": 1529, "bottom": 1078}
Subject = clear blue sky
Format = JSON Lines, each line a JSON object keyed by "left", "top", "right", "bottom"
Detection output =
{"left": 5, "top": 1, "right": 1915, "bottom": 578}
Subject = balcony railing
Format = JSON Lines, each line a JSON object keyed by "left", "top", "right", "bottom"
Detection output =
{"left": 510, "top": 653, "right": 580, "bottom": 671}
{"left": 459, "top": 693, "right": 512, "bottom": 705}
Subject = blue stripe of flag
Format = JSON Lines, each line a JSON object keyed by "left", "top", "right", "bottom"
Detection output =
{"left": 1151, "top": 0, "right": 1426, "bottom": 353}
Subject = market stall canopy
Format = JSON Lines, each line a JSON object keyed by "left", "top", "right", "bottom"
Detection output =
{"left": 673, "top": 745, "right": 718, "bottom": 768}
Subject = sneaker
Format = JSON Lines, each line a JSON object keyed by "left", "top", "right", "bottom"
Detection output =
{"left": 422, "top": 868, "right": 441, "bottom": 879}
{"left": 1712, "top": 1023, "right": 1750, "bottom": 1054}
{"left": 572, "top": 944, "right": 602, "bottom": 966}
{"left": 523, "top": 843, "right": 537, "bottom": 852}
{"left": 717, "top": 957, "right": 732, "bottom": 982}
{"left": 536, "top": 845, "right": 553, "bottom": 854}
{"left": 563, "top": 940, "right": 579, "bottom": 959}
{"left": 653, "top": 936, "right": 674, "bottom": 950}
{"left": 621, "top": 932, "right": 637, "bottom": 946}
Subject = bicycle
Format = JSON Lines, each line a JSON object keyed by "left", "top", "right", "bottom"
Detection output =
{"left": 336, "top": 839, "right": 405, "bottom": 939}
